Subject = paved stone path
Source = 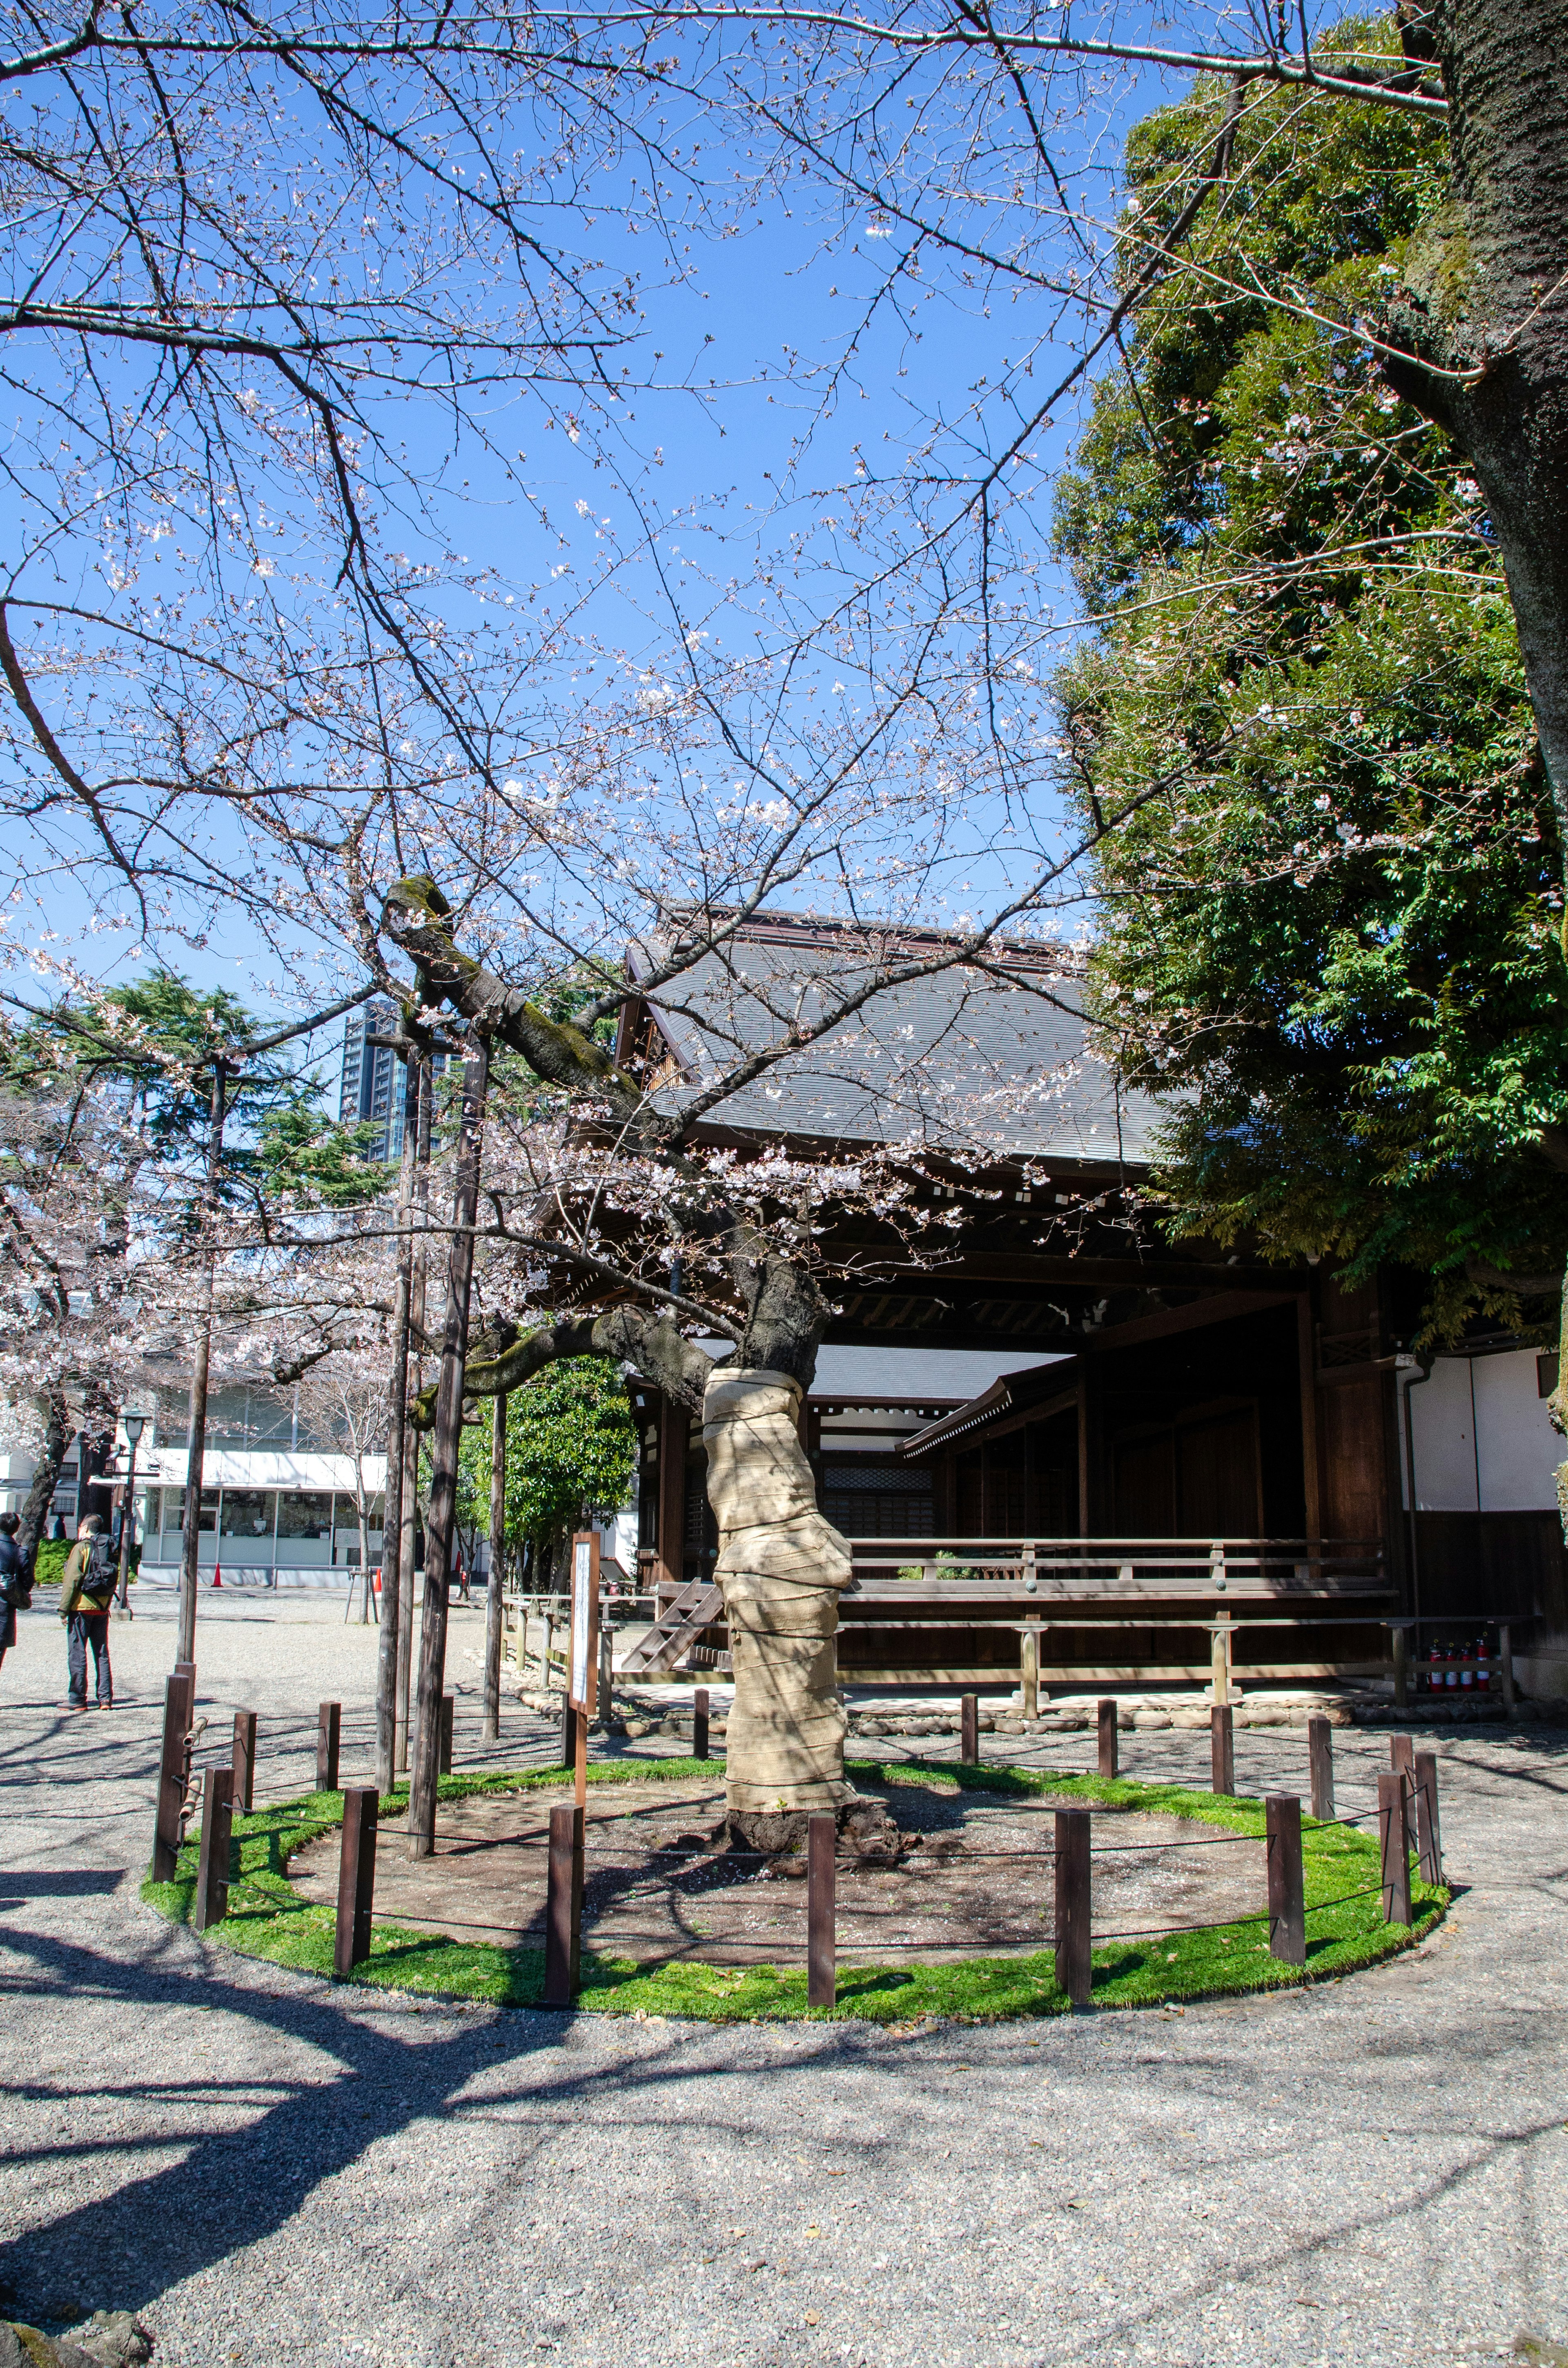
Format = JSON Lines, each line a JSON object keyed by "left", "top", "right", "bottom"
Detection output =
{"left": 1, "top": 1591, "right": 1565, "bottom": 2367}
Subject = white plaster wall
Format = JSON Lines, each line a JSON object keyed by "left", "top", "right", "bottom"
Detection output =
{"left": 1407, "top": 1349, "right": 1562, "bottom": 1514}
{"left": 1473, "top": 1349, "right": 1562, "bottom": 1512}
{"left": 1407, "top": 1358, "right": 1478, "bottom": 1511}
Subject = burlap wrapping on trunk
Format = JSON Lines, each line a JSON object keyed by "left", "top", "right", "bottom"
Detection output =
{"left": 703, "top": 1366, "right": 853, "bottom": 1811}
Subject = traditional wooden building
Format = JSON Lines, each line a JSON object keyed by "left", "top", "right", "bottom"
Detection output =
{"left": 613, "top": 915, "right": 1567, "bottom": 1693}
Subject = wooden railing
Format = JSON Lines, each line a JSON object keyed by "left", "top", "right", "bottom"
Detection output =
{"left": 844, "top": 1535, "right": 1388, "bottom": 1595}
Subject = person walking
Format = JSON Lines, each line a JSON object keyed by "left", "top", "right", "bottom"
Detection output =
{"left": 0, "top": 1510, "right": 29, "bottom": 1675}
{"left": 60, "top": 1515, "right": 117, "bottom": 1709}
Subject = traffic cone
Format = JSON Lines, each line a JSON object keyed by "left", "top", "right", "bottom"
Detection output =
{"left": 212, "top": 1563, "right": 222, "bottom": 1588}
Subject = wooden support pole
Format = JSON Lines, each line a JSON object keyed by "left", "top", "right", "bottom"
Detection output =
{"left": 334, "top": 1786, "right": 379, "bottom": 1978}
{"left": 1390, "top": 1623, "right": 1409, "bottom": 1710}
{"left": 960, "top": 1692, "right": 979, "bottom": 1764}
{"left": 1500, "top": 1622, "right": 1517, "bottom": 1714}
{"left": 316, "top": 1701, "right": 341, "bottom": 1793}
{"left": 192, "top": 1764, "right": 233, "bottom": 1934}
{"left": 1054, "top": 1808, "right": 1092, "bottom": 2007}
{"left": 231, "top": 1710, "right": 257, "bottom": 1814}
{"left": 1378, "top": 1769, "right": 1412, "bottom": 1926}
{"left": 543, "top": 1801, "right": 584, "bottom": 2006}
{"left": 1097, "top": 1698, "right": 1118, "bottom": 1781}
{"left": 1413, "top": 1750, "right": 1443, "bottom": 1886}
{"left": 693, "top": 1687, "right": 710, "bottom": 1761}
{"left": 1265, "top": 1793, "right": 1305, "bottom": 1966}
{"left": 152, "top": 1670, "right": 194, "bottom": 1882}
{"left": 439, "top": 1692, "right": 454, "bottom": 1775}
{"left": 1020, "top": 1624, "right": 1039, "bottom": 1721}
{"left": 561, "top": 1697, "right": 577, "bottom": 1770}
{"left": 1307, "top": 1714, "right": 1334, "bottom": 1824}
{"left": 1390, "top": 1731, "right": 1414, "bottom": 1779}
{"left": 1210, "top": 1614, "right": 1232, "bottom": 1706}
{"left": 1211, "top": 1703, "right": 1234, "bottom": 1799}
{"left": 807, "top": 1813, "right": 836, "bottom": 2009}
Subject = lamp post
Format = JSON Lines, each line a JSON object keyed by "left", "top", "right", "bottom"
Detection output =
{"left": 117, "top": 1413, "right": 146, "bottom": 1613}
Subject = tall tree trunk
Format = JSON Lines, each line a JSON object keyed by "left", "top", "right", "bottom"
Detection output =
{"left": 1385, "top": 0, "right": 1568, "bottom": 821}
{"left": 374, "top": 1049, "right": 419, "bottom": 1793}
{"left": 407, "top": 1034, "right": 490, "bottom": 1858}
{"left": 76, "top": 1378, "right": 118, "bottom": 1532}
{"left": 397, "top": 1053, "right": 433, "bottom": 1774}
{"left": 178, "top": 1060, "right": 227, "bottom": 1668}
{"left": 483, "top": 1388, "right": 507, "bottom": 1741}
{"left": 17, "top": 1387, "right": 70, "bottom": 1572}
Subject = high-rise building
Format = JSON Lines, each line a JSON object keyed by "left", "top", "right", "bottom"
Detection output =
{"left": 339, "top": 999, "right": 404, "bottom": 1160}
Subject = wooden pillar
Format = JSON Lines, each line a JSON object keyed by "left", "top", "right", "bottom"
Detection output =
{"left": 316, "top": 1701, "right": 341, "bottom": 1793}
{"left": 232, "top": 1710, "right": 257, "bottom": 1814}
{"left": 1020, "top": 1624, "right": 1039, "bottom": 1720}
{"left": 193, "top": 1765, "right": 234, "bottom": 1934}
{"left": 960, "top": 1693, "right": 979, "bottom": 1763}
{"left": 1391, "top": 1624, "right": 1409, "bottom": 1710}
{"left": 1377, "top": 1770, "right": 1412, "bottom": 1926}
{"left": 543, "top": 1801, "right": 584, "bottom": 2006}
{"left": 1265, "top": 1794, "right": 1305, "bottom": 1965}
{"left": 693, "top": 1687, "right": 710, "bottom": 1761}
{"left": 1413, "top": 1750, "right": 1443, "bottom": 1885}
{"left": 334, "top": 1788, "right": 379, "bottom": 1977}
{"left": 1211, "top": 1703, "right": 1235, "bottom": 1797}
{"left": 1096, "top": 1698, "right": 1118, "bottom": 1780}
{"left": 807, "top": 1814, "right": 836, "bottom": 2009}
{"left": 1054, "top": 1808, "right": 1091, "bottom": 2006}
{"left": 1295, "top": 1293, "right": 1323, "bottom": 1542}
{"left": 1307, "top": 1715, "right": 1334, "bottom": 1823}
{"left": 152, "top": 1670, "right": 194, "bottom": 1882}
{"left": 1500, "top": 1622, "right": 1517, "bottom": 1714}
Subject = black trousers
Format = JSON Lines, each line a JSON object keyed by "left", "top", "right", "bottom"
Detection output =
{"left": 67, "top": 1612, "right": 112, "bottom": 1705}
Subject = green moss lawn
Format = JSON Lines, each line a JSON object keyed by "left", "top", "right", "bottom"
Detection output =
{"left": 143, "top": 1754, "right": 1446, "bottom": 2023}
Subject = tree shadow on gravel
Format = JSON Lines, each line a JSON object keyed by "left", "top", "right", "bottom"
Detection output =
{"left": 0, "top": 1913, "right": 871, "bottom": 2328}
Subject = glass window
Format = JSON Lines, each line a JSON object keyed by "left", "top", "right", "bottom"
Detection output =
{"left": 220, "top": 1489, "right": 276, "bottom": 1539}
{"left": 163, "top": 1488, "right": 218, "bottom": 1533}
{"left": 276, "top": 1491, "right": 333, "bottom": 1541}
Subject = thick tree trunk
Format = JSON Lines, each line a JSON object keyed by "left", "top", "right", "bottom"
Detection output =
{"left": 483, "top": 1390, "right": 507, "bottom": 1741}
{"left": 702, "top": 1367, "right": 853, "bottom": 1820}
{"left": 178, "top": 1061, "right": 227, "bottom": 1668}
{"left": 17, "top": 1387, "right": 70, "bottom": 1572}
{"left": 408, "top": 1035, "right": 489, "bottom": 1858}
{"left": 1385, "top": 0, "right": 1568, "bottom": 819}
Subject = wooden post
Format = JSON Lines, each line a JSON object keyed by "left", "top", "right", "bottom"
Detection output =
{"left": 1265, "top": 1794, "right": 1305, "bottom": 1965}
{"left": 192, "top": 1764, "right": 234, "bottom": 1934}
{"left": 598, "top": 1621, "right": 613, "bottom": 1724}
{"left": 334, "top": 1787, "right": 379, "bottom": 1978}
{"left": 1211, "top": 1703, "right": 1234, "bottom": 1798}
{"left": 960, "top": 1692, "right": 979, "bottom": 1763}
{"left": 1390, "top": 1731, "right": 1414, "bottom": 1778}
{"left": 1499, "top": 1622, "right": 1517, "bottom": 1714}
{"left": 232, "top": 1710, "right": 257, "bottom": 1814}
{"left": 1413, "top": 1750, "right": 1443, "bottom": 1886}
{"left": 316, "top": 1701, "right": 341, "bottom": 1793}
{"left": 1210, "top": 1611, "right": 1233, "bottom": 1705}
{"left": 1097, "top": 1698, "right": 1118, "bottom": 1780}
{"left": 1377, "top": 1768, "right": 1412, "bottom": 1926}
{"left": 561, "top": 1697, "right": 577, "bottom": 1770}
{"left": 1307, "top": 1714, "right": 1334, "bottom": 1824}
{"left": 543, "top": 1801, "right": 584, "bottom": 2006}
{"left": 1390, "top": 1623, "right": 1409, "bottom": 1710}
{"left": 807, "top": 1812, "right": 836, "bottom": 2008}
{"left": 1054, "top": 1807, "right": 1092, "bottom": 2007}
{"left": 1020, "top": 1623, "right": 1039, "bottom": 1721}
{"left": 439, "top": 1692, "right": 454, "bottom": 1775}
{"left": 152, "top": 1670, "right": 194, "bottom": 1882}
{"left": 693, "top": 1687, "right": 710, "bottom": 1761}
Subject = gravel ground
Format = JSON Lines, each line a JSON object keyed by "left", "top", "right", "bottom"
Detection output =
{"left": 1, "top": 1590, "right": 1566, "bottom": 2367}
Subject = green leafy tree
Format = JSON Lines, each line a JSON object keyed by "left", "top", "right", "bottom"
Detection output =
{"left": 456, "top": 1358, "right": 636, "bottom": 1583}
{"left": 1058, "top": 28, "right": 1568, "bottom": 1343}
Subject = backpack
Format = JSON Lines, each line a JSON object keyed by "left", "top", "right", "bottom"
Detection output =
{"left": 80, "top": 1535, "right": 118, "bottom": 1606}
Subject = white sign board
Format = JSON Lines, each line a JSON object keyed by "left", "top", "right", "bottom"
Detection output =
{"left": 569, "top": 1535, "right": 594, "bottom": 1710}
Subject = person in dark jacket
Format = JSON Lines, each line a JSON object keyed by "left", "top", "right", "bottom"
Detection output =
{"left": 0, "top": 1510, "right": 26, "bottom": 1672}
{"left": 59, "top": 1515, "right": 116, "bottom": 1708}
